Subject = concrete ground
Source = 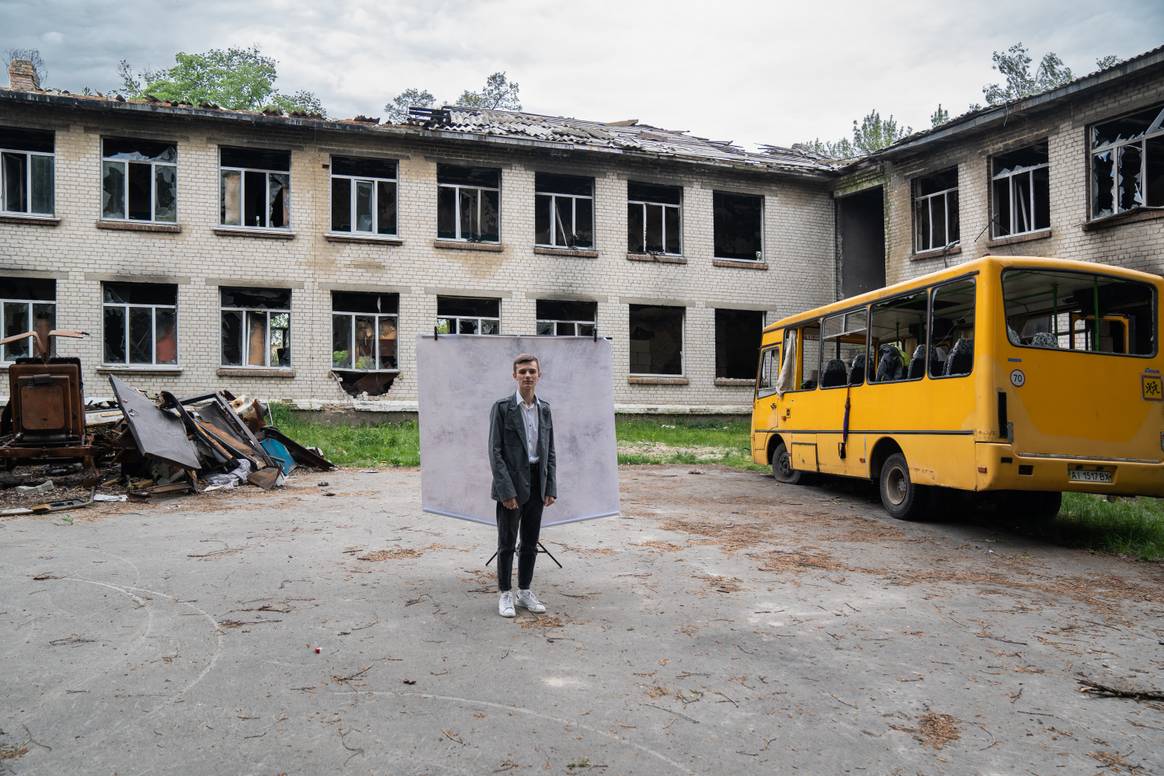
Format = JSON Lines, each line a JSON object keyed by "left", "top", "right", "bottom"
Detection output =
{"left": 1, "top": 466, "right": 1162, "bottom": 775}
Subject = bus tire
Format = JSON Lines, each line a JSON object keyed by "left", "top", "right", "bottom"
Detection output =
{"left": 771, "top": 440, "right": 803, "bottom": 485}
{"left": 1015, "top": 491, "right": 1063, "bottom": 521}
{"left": 879, "top": 453, "right": 928, "bottom": 520}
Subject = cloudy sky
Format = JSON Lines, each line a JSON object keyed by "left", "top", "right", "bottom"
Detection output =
{"left": 2, "top": 0, "right": 1162, "bottom": 149}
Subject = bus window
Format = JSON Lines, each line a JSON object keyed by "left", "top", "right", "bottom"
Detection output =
{"left": 868, "top": 291, "right": 928, "bottom": 383}
{"left": 1003, "top": 269, "right": 1156, "bottom": 356}
{"left": 820, "top": 309, "right": 868, "bottom": 388}
{"left": 930, "top": 278, "right": 976, "bottom": 377}
{"left": 756, "top": 345, "right": 778, "bottom": 396}
{"left": 783, "top": 323, "right": 820, "bottom": 391}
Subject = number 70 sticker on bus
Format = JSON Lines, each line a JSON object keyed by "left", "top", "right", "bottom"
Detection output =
{"left": 1143, "top": 371, "right": 1163, "bottom": 401}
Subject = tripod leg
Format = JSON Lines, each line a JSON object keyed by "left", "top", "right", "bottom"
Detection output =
{"left": 537, "top": 542, "right": 563, "bottom": 569}
{"left": 485, "top": 550, "right": 498, "bottom": 567}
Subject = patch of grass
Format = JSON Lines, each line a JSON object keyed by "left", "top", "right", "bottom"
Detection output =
{"left": 616, "top": 417, "right": 764, "bottom": 471}
{"left": 268, "top": 405, "right": 419, "bottom": 467}
{"left": 1051, "top": 494, "right": 1164, "bottom": 561}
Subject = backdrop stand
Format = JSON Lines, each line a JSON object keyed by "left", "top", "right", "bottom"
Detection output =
{"left": 485, "top": 542, "right": 563, "bottom": 569}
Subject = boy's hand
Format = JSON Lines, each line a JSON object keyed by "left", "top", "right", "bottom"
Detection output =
{"left": 502, "top": 498, "right": 518, "bottom": 509}
{"left": 544, "top": 496, "right": 556, "bottom": 507}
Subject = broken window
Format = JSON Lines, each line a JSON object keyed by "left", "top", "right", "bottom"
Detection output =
{"left": 756, "top": 345, "right": 778, "bottom": 396}
{"left": 715, "top": 309, "right": 764, "bottom": 379}
{"left": 1, "top": 277, "right": 54, "bottom": 362}
{"left": 713, "top": 191, "right": 763, "bottom": 260}
{"left": 930, "top": 278, "right": 976, "bottom": 378}
{"left": 991, "top": 142, "right": 1049, "bottom": 237}
{"left": 785, "top": 323, "right": 820, "bottom": 391}
{"left": 330, "top": 156, "right": 397, "bottom": 236}
{"left": 536, "top": 299, "right": 596, "bottom": 336}
{"left": 1090, "top": 103, "right": 1164, "bottom": 219}
{"left": 869, "top": 291, "right": 928, "bottom": 383}
{"left": 535, "top": 172, "right": 593, "bottom": 248}
{"left": 0, "top": 127, "right": 54, "bottom": 215}
{"left": 913, "top": 168, "right": 959, "bottom": 252}
{"left": 627, "top": 181, "right": 681, "bottom": 255}
{"left": 219, "top": 147, "right": 290, "bottom": 229}
{"left": 819, "top": 309, "right": 868, "bottom": 388}
{"left": 102, "top": 138, "right": 177, "bottom": 223}
{"left": 437, "top": 164, "right": 500, "bottom": 242}
{"left": 629, "top": 304, "right": 683, "bottom": 375}
{"left": 436, "top": 296, "right": 500, "bottom": 335}
{"left": 220, "top": 287, "right": 291, "bottom": 367}
{"left": 331, "top": 291, "right": 398, "bottom": 370}
{"left": 102, "top": 282, "right": 178, "bottom": 366}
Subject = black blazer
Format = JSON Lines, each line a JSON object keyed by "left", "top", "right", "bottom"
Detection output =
{"left": 489, "top": 395, "right": 557, "bottom": 504}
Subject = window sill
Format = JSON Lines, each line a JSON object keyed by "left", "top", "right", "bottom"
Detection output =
{"left": 333, "top": 368, "right": 401, "bottom": 375}
{"left": 324, "top": 232, "right": 403, "bottom": 246}
{"left": 213, "top": 226, "right": 296, "bottom": 240}
{"left": 1082, "top": 207, "right": 1164, "bottom": 232}
{"left": 0, "top": 213, "right": 59, "bottom": 226}
{"left": 713, "top": 258, "right": 768, "bottom": 270}
{"left": 628, "top": 252, "right": 686, "bottom": 265}
{"left": 714, "top": 377, "right": 754, "bottom": 387}
{"left": 96, "top": 365, "right": 182, "bottom": 375}
{"left": 911, "top": 244, "right": 961, "bottom": 262}
{"left": 987, "top": 229, "right": 1051, "bottom": 248}
{"left": 217, "top": 367, "right": 296, "bottom": 378}
{"left": 433, "top": 239, "right": 503, "bottom": 252}
{"left": 96, "top": 220, "right": 182, "bottom": 234}
{"left": 535, "top": 246, "right": 598, "bottom": 259}
{"left": 628, "top": 375, "right": 689, "bottom": 385}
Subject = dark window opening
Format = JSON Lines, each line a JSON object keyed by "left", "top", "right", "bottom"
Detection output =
{"left": 713, "top": 191, "right": 762, "bottom": 260}
{"left": 1, "top": 277, "right": 55, "bottom": 362}
{"left": 629, "top": 304, "right": 683, "bottom": 375}
{"left": 1090, "top": 103, "right": 1164, "bottom": 218}
{"left": 219, "top": 147, "right": 291, "bottom": 228}
{"left": 536, "top": 299, "right": 596, "bottom": 336}
{"left": 102, "top": 282, "right": 178, "bottom": 366}
{"left": 437, "top": 164, "right": 500, "bottom": 242}
{"left": 715, "top": 309, "right": 764, "bottom": 379}
{"left": 220, "top": 287, "right": 291, "bottom": 368}
{"left": 331, "top": 291, "right": 398, "bottom": 387}
{"left": 991, "top": 142, "right": 1049, "bottom": 237}
{"left": 437, "top": 296, "right": 500, "bottom": 335}
{"left": 535, "top": 172, "right": 593, "bottom": 248}
{"left": 913, "top": 168, "right": 959, "bottom": 252}
{"left": 330, "top": 156, "right": 398, "bottom": 235}
{"left": 628, "top": 181, "right": 681, "bottom": 254}
{"left": 1, "top": 127, "right": 53, "bottom": 215}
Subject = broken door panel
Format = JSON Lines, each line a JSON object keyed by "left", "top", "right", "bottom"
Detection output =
{"left": 109, "top": 376, "right": 201, "bottom": 470}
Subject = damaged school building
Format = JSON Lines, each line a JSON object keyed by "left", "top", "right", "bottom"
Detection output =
{"left": 1, "top": 47, "right": 1163, "bottom": 414}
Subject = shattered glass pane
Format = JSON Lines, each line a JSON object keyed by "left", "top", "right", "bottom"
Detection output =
{"left": 354, "top": 315, "right": 376, "bottom": 368}
{"left": 458, "top": 318, "right": 478, "bottom": 335}
{"left": 377, "top": 181, "right": 396, "bottom": 235}
{"left": 221, "top": 310, "right": 242, "bottom": 365}
{"left": 459, "top": 188, "right": 477, "bottom": 238}
{"left": 1013, "top": 171, "right": 1031, "bottom": 233}
{"left": 355, "top": 180, "right": 374, "bottom": 232}
{"left": 1092, "top": 105, "right": 1159, "bottom": 148}
{"left": 992, "top": 177, "right": 1011, "bottom": 237}
{"left": 1117, "top": 144, "right": 1143, "bottom": 212}
{"left": 155, "top": 307, "right": 177, "bottom": 364}
{"left": 535, "top": 193, "right": 552, "bottom": 245}
{"left": 220, "top": 170, "right": 241, "bottom": 225}
{"left": 378, "top": 316, "right": 397, "bottom": 369}
{"left": 536, "top": 321, "right": 553, "bottom": 336}
{"left": 30, "top": 155, "right": 52, "bottom": 215}
{"left": 102, "top": 161, "right": 125, "bottom": 219}
{"left": 270, "top": 312, "right": 290, "bottom": 367}
{"left": 246, "top": 311, "right": 268, "bottom": 366}
{"left": 155, "top": 165, "right": 176, "bottom": 222}
{"left": 435, "top": 317, "right": 452, "bottom": 335}
{"left": 437, "top": 186, "right": 456, "bottom": 239}
{"left": 480, "top": 319, "right": 499, "bottom": 335}
{"left": 332, "top": 315, "right": 352, "bottom": 368}
{"left": 331, "top": 178, "right": 351, "bottom": 231}
{"left": 645, "top": 203, "right": 663, "bottom": 252}
{"left": 480, "top": 189, "right": 500, "bottom": 242}
{"left": 574, "top": 197, "right": 593, "bottom": 247}
{"left": 3, "top": 302, "right": 30, "bottom": 359}
{"left": 3, "top": 152, "right": 27, "bottom": 212}
{"left": 103, "top": 305, "right": 125, "bottom": 363}
{"left": 664, "top": 206, "right": 680, "bottom": 254}
{"left": 128, "top": 306, "right": 153, "bottom": 364}
{"left": 1092, "top": 151, "right": 1114, "bottom": 218}
{"left": 128, "top": 162, "right": 152, "bottom": 221}
{"left": 554, "top": 196, "right": 571, "bottom": 246}
{"left": 104, "top": 138, "right": 175, "bottom": 163}
{"left": 244, "top": 170, "right": 265, "bottom": 227}
{"left": 627, "top": 203, "right": 644, "bottom": 252}
{"left": 268, "top": 173, "right": 289, "bottom": 228}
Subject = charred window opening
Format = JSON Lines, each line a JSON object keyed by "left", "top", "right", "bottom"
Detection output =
{"left": 715, "top": 309, "right": 764, "bottom": 379}
{"left": 991, "top": 142, "right": 1048, "bottom": 237}
{"left": 713, "top": 191, "right": 763, "bottom": 260}
{"left": 220, "top": 287, "right": 291, "bottom": 368}
{"left": 1, "top": 277, "right": 55, "bottom": 362}
{"left": 536, "top": 299, "right": 596, "bottom": 336}
{"left": 331, "top": 291, "right": 398, "bottom": 397}
{"left": 0, "top": 126, "right": 54, "bottom": 215}
{"left": 437, "top": 164, "right": 500, "bottom": 242}
{"left": 913, "top": 168, "right": 959, "bottom": 252}
{"left": 219, "top": 147, "right": 290, "bottom": 229}
{"left": 102, "top": 282, "right": 178, "bottom": 366}
{"left": 102, "top": 138, "right": 176, "bottom": 223}
{"left": 629, "top": 304, "right": 683, "bottom": 375}
{"left": 330, "top": 156, "right": 397, "bottom": 236}
{"left": 1090, "top": 103, "right": 1164, "bottom": 219}
{"left": 437, "top": 296, "right": 500, "bottom": 335}
{"left": 535, "top": 173, "right": 593, "bottom": 248}
{"left": 627, "top": 181, "right": 681, "bottom": 255}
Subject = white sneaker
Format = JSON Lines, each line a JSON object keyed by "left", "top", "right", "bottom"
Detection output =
{"left": 515, "top": 589, "right": 546, "bottom": 613}
{"left": 498, "top": 591, "right": 515, "bottom": 618}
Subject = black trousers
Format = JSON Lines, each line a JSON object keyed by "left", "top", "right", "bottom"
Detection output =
{"left": 496, "top": 462, "right": 544, "bottom": 592}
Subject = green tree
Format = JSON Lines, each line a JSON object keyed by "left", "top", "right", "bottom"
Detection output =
{"left": 1095, "top": 55, "right": 1123, "bottom": 70}
{"left": 852, "top": 110, "right": 912, "bottom": 154}
{"left": 383, "top": 87, "right": 435, "bottom": 123}
{"left": 982, "top": 43, "right": 1074, "bottom": 105}
{"left": 930, "top": 103, "right": 950, "bottom": 127}
{"left": 118, "top": 46, "right": 325, "bottom": 116}
{"left": 454, "top": 71, "right": 521, "bottom": 110}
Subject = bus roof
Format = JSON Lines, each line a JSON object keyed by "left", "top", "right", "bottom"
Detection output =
{"left": 763, "top": 255, "right": 1164, "bottom": 333}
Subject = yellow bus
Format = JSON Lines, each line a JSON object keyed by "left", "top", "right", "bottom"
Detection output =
{"left": 751, "top": 256, "right": 1164, "bottom": 520}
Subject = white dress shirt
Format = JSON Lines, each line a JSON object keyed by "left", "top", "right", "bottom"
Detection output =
{"left": 515, "top": 391, "right": 539, "bottom": 464}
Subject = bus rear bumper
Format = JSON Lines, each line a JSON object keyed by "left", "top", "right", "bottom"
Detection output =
{"left": 975, "top": 443, "right": 1164, "bottom": 497}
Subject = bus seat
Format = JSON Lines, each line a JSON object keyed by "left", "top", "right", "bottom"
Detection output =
{"left": 875, "top": 344, "right": 903, "bottom": 382}
{"left": 821, "top": 358, "right": 848, "bottom": 388}
{"left": 1007, "top": 325, "right": 1021, "bottom": 344}
{"left": 945, "top": 338, "right": 973, "bottom": 376}
{"left": 1032, "top": 331, "right": 1058, "bottom": 348}
{"left": 907, "top": 345, "right": 928, "bottom": 379}
{"left": 848, "top": 353, "right": 865, "bottom": 385}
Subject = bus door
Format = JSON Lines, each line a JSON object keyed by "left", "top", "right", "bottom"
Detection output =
{"left": 752, "top": 340, "right": 780, "bottom": 460}
{"left": 776, "top": 322, "right": 823, "bottom": 472}
{"left": 815, "top": 309, "right": 868, "bottom": 475}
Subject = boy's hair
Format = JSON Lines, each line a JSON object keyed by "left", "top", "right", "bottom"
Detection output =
{"left": 513, "top": 353, "right": 540, "bottom": 372}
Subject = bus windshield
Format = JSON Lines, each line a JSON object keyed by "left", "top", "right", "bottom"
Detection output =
{"left": 1002, "top": 268, "right": 1156, "bottom": 356}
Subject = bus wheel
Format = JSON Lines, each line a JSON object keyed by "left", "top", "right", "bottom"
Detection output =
{"left": 1016, "top": 491, "right": 1063, "bottom": 521}
{"left": 771, "top": 441, "right": 802, "bottom": 485}
{"left": 879, "top": 453, "right": 927, "bottom": 520}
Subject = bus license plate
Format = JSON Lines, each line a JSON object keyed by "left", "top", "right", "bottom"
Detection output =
{"left": 1069, "top": 468, "right": 1113, "bottom": 483}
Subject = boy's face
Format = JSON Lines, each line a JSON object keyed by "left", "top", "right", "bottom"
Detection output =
{"left": 513, "top": 360, "right": 540, "bottom": 393}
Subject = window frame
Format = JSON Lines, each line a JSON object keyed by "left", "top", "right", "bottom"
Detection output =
{"left": 817, "top": 308, "right": 869, "bottom": 390}
{"left": 536, "top": 301, "right": 596, "bottom": 336}
{"left": 101, "top": 138, "right": 178, "bottom": 224}
{"left": 780, "top": 322, "right": 821, "bottom": 393}
{"left": 218, "top": 149, "right": 291, "bottom": 230}
{"left": 220, "top": 292, "right": 292, "bottom": 368}
{"left": 1087, "top": 102, "right": 1164, "bottom": 220}
{"left": 989, "top": 144, "right": 1049, "bottom": 238}
{"left": 329, "top": 156, "right": 398, "bottom": 237}
{"left": 627, "top": 183, "right": 682, "bottom": 256}
{"left": 101, "top": 283, "right": 179, "bottom": 367}
{"left": 535, "top": 175, "right": 594, "bottom": 249}
{"left": 436, "top": 297, "right": 501, "bottom": 336}
{"left": 331, "top": 310, "right": 399, "bottom": 372}
{"left": 0, "top": 289, "right": 55, "bottom": 364}
{"left": 912, "top": 169, "right": 960, "bottom": 253}
{"left": 437, "top": 167, "right": 501, "bottom": 243}
{"left": 755, "top": 344, "right": 780, "bottom": 399}
{"left": 0, "top": 137, "right": 54, "bottom": 216}
{"left": 866, "top": 290, "right": 930, "bottom": 386}
{"left": 927, "top": 274, "right": 978, "bottom": 381}
{"left": 712, "top": 190, "right": 764, "bottom": 261}
{"left": 628, "top": 304, "right": 685, "bottom": 377}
